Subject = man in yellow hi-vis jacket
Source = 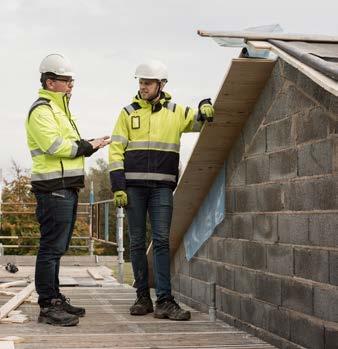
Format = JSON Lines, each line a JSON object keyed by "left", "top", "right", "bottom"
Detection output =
{"left": 109, "top": 60, "right": 214, "bottom": 321}
{"left": 26, "top": 53, "right": 110, "bottom": 326}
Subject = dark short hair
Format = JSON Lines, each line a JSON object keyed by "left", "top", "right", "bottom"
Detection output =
{"left": 40, "top": 72, "right": 58, "bottom": 89}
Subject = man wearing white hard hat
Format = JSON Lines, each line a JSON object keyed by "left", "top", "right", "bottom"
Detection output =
{"left": 108, "top": 60, "right": 214, "bottom": 321}
{"left": 25, "top": 54, "right": 110, "bottom": 326}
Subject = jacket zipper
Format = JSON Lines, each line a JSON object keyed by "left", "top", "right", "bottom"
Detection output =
{"left": 63, "top": 95, "right": 81, "bottom": 138}
{"left": 62, "top": 95, "right": 84, "bottom": 168}
{"left": 148, "top": 106, "right": 152, "bottom": 180}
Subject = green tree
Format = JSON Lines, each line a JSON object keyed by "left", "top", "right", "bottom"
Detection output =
{"left": 1, "top": 161, "right": 38, "bottom": 254}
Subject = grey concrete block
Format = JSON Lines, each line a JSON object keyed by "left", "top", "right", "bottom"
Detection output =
{"left": 267, "top": 244, "right": 294, "bottom": 276}
{"left": 330, "top": 251, "right": 338, "bottom": 286}
{"left": 256, "top": 184, "right": 284, "bottom": 212}
{"left": 313, "top": 84, "right": 333, "bottom": 112}
{"left": 246, "top": 127, "right": 267, "bottom": 156}
{"left": 298, "top": 139, "right": 333, "bottom": 176}
{"left": 240, "top": 297, "right": 270, "bottom": 329}
{"left": 290, "top": 313, "right": 324, "bottom": 349}
{"left": 227, "top": 133, "right": 245, "bottom": 179}
{"left": 243, "top": 62, "right": 284, "bottom": 150}
{"left": 225, "top": 189, "right": 236, "bottom": 213}
{"left": 281, "top": 60, "right": 299, "bottom": 84}
{"left": 309, "top": 213, "right": 338, "bottom": 247}
{"left": 328, "top": 94, "right": 338, "bottom": 115}
{"left": 233, "top": 187, "right": 257, "bottom": 212}
{"left": 296, "top": 69, "right": 330, "bottom": 109}
{"left": 325, "top": 325, "right": 338, "bottom": 349}
{"left": 179, "top": 274, "right": 192, "bottom": 298}
{"left": 190, "top": 258, "right": 209, "bottom": 281}
{"left": 171, "top": 274, "right": 179, "bottom": 292}
{"left": 266, "top": 83, "right": 316, "bottom": 123}
{"left": 281, "top": 279, "right": 313, "bottom": 315}
{"left": 208, "top": 237, "right": 225, "bottom": 262}
{"left": 195, "top": 241, "right": 208, "bottom": 258}
{"left": 216, "top": 264, "right": 235, "bottom": 290}
{"left": 295, "top": 107, "right": 332, "bottom": 144}
{"left": 180, "top": 255, "right": 190, "bottom": 276}
{"left": 255, "top": 273, "right": 281, "bottom": 305}
{"left": 269, "top": 149, "right": 297, "bottom": 180}
{"left": 223, "top": 239, "right": 244, "bottom": 265}
{"left": 243, "top": 241, "right": 266, "bottom": 270}
{"left": 219, "top": 289, "right": 241, "bottom": 318}
{"left": 253, "top": 214, "right": 278, "bottom": 242}
{"left": 267, "top": 117, "right": 293, "bottom": 152}
{"left": 228, "top": 161, "right": 246, "bottom": 187}
{"left": 287, "top": 83, "right": 317, "bottom": 114}
{"left": 215, "top": 286, "right": 222, "bottom": 311}
{"left": 278, "top": 214, "right": 309, "bottom": 245}
{"left": 294, "top": 248, "right": 329, "bottom": 283}
{"left": 213, "top": 214, "right": 232, "bottom": 238}
{"left": 246, "top": 155, "right": 269, "bottom": 184}
{"left": 265, "top": 92, "right": 290, "bottom": 123}
{"left": 267, "top": 307, "right": 290, "bottom": 340}
{"left": 334, "top": 136, "right": 338, "bottom": 172}
{"left": 284, "top": 177, "right": 338, "bottom": 211}
{"left": 232, "top": 214, "right": 253, "bottom": 240}
{"left": 191, "top": 278, "right": 209, "bottom": 304}
{"left": 314, "top": 287, "right": 338, "bottom": 322}
{"left": 234, "top": 267, "right": 256, "bottom": 296}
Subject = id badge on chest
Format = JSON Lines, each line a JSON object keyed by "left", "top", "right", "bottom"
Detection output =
{"left": 131, "top": 115, "right": 140, "bottom": 129}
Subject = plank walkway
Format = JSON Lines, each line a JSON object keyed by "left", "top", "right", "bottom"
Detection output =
{"left": 0, "top": 257, "right": 276, "bottom": 349}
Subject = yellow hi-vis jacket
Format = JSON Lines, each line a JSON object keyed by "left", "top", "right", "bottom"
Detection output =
{"left": 108, "top": 92, "right": 203, "bottom": 191}
{"left": 25, "top": 89, "right": 85, "bottom": 192}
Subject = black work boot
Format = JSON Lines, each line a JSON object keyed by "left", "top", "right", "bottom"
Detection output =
{"left": 58, "top": 293, "right": 86, "bottom": 317}
{"left": 154, "top": 296, "right": 191, "bottom": 321}
{"left": 38, "top": 299, "right": 79, "bottom": 326}
{"left": 130, "top": 293, "right": 154, "bottom": 315}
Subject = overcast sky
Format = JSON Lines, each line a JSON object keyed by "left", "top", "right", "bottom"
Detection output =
{"left": 1, "top": 0, "right": 337, "bottom": 180}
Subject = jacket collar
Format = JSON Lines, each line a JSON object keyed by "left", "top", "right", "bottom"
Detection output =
{"left": 133, "top": 91, "right": 172, "bottom": 112}
{"left": 38, "top": 89, "right": 70, "bottom": 114}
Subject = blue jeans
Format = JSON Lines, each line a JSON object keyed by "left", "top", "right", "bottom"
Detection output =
{"left": 126, "top": 186, "right": 173, "bottom": 300}
{"left": 34, "top": 189, "right": 78, "bottom": 305}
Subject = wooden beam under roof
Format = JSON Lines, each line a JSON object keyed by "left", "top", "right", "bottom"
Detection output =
{"left": 197, "top": 30, "right": 338, "bottom": 43}
{"left": 146, "top": 58, "right": 276, "bottom": 287}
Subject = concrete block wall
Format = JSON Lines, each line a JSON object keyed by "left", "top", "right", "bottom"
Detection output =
{"left": 171, "top": 59, "right": 338, "bottom": 349}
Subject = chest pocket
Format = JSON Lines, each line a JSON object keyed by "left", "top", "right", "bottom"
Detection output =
{"left": 131, "top": 115, "right": 140, "bottom": 129}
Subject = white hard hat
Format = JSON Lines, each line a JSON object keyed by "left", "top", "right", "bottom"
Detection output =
{"left": 135, "top": 60, "right": 168, "bottom": 81}
{"left": 39, "top": 53, "right": 74, "bottom": 77}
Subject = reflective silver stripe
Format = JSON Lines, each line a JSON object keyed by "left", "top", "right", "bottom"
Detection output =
{"left": 124, "top": 104, "right": 136, "bottom": 115}
{"left": 46, "top": 137, "right": 63, "bottom": 155}
{"left": 31, "top": 171, "right": 62, "bottom": 181}
{"left": 31, "top": 169, "right": 85, "bottom": 181}
{"left": 111, "top": 135, "right": 128, "bottom": 146}
{"left": 125, "top": 172, "right": 176, "bottom": 182}
{"left": 126, "top": 141, "right": 180, "bottom": 152}
{"left": 192, "top": 112, "right": 202, "bottom": 132}
{"left": 70, "top": 141, "right": 78, "bottom": 158}
{"left": 63, "top": 169, "right": 85, "bottom": 178}
{"left": 166, "top": 102, "right": 176, "bottom": 112}
{"left": 109, "top": 162, "right": 124, "bottom": 171}
{"left": 30, "top": 149, "right": 44, "bottom": 157}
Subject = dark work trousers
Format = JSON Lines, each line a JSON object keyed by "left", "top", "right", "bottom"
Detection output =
{"left": 34, "top": 188, "right": 78, "bottom": 306}
{"left": 126, "top": 186, "right": 173, "bottom": 301}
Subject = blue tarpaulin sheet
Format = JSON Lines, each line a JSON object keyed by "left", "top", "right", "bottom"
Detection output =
{"left": 183, "top": 163, "right": 226, "bottom": 261}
